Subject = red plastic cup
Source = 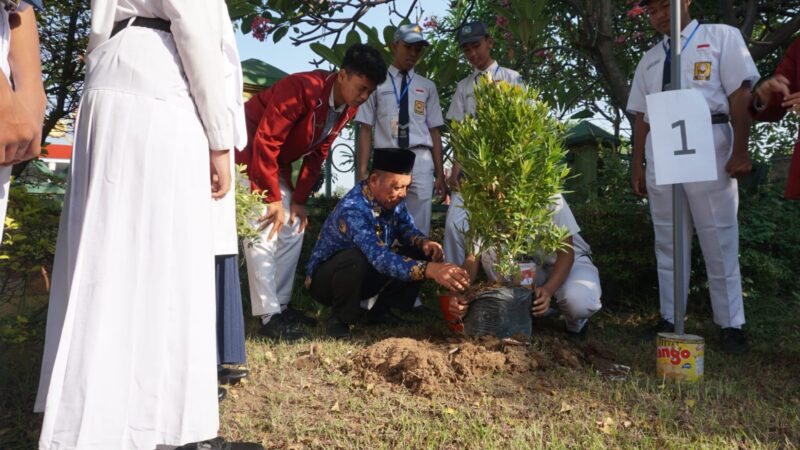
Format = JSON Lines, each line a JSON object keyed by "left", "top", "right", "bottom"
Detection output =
{"left": 438, "top": 294, "right": 464, "bottom": 333}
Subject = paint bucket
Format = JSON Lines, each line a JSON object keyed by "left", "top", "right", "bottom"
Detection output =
{"left": 438, "top": 295, "right": 464, "bottom": 333}
{"left": 656, "top": 332, "right": 705, "bottom": 382}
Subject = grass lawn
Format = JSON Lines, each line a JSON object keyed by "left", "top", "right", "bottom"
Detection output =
{"left": 4, "top": 287, "right": 798, "bottom": 450}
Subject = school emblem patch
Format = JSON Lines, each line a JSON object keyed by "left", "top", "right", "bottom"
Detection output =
{"left": 694, "top": 61, "right": 712, "bottom": 81}
{"left": 414, "top": 100, "right": 425, "bottom": 115}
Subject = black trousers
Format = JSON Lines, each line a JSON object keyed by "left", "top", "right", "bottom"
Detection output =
{"left": 309, "top": 246, "right": 428, "bottom": 324}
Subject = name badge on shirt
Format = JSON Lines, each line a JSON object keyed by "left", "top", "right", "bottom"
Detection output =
{"left": 414, "top": 100, "right": 425, "bottom": 116}
{"left": 694, "top": 61, "right": 712, "bottom": 81}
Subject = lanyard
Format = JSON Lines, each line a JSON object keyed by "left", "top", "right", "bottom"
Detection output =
{"left": 388, "top": 71, "right": 414, "bottom": 107}
{"left": 663, "top": 22, "right": 701, "bottom": 62}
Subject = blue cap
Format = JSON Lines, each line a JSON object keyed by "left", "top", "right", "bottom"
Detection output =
{"left": 456, "top": 21, "right": 489, "bottom": 45}
{"left": 393, "top": 24, "right": 430, "bottom": 46}
{"left": 22, "top": 0, "right": 43, "bottom": 10}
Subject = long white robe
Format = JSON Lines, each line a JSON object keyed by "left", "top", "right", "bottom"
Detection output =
{"left": 212, "top": 17, "right": 247, "bottom": 257}
{"left": 35, "top": 1, "right": 233, "bottom": 448}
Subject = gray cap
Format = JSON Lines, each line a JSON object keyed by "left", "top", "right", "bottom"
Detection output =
{"left": 393, "top": 23, "right": 430, "bottom": 46}
{"left": 456, "top": 21, "right": 489, "bottom": 45}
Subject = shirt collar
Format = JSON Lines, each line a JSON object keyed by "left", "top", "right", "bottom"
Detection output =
{"left": 329, "top": 84, "right": 346, "bottom": 113}
{"left": 472, "top": 60, "right": 499, "bottom": 78}
{"left": 389, "top": 64, "right": 415, "bottom": 79}
{"left": 663, "top": 19, "right": 699, "bottom": 44}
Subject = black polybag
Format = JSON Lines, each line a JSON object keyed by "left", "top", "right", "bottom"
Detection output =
{"left": 463, "top": 287, "right": 533, "bottom": 338}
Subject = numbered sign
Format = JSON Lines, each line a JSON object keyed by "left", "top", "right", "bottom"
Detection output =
{"left": 646, "top": 90, "right": 717, "bottom": 185}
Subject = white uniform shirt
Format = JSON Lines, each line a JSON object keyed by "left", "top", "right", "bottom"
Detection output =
{"left": 626, "top": 19, "right": 760, "bottom": 122}
{"left": 479, "top": 194, "right": 591, "bottom": 274}
{"left": 355, "top": 65, "right": 444, "bottom": 148}
{"left": 540, "top": 194, "right": 591, "bottom": 265}
{"left": 88, "top": 0, "right": 233, "bottom": 151}
{"left": 446, "top": 60, "right": 522, "bottom": 121}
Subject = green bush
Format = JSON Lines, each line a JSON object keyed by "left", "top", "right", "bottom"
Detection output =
{"left": 1, "top": 185, "right": 61, "bottom": 297}
{"left": 450, "top": 78, "right": 570, "bottom": 280}
{"left": 738, "top": 183, "right": 800, "bottom": 300}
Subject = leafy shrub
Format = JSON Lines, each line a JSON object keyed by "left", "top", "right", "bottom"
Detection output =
{"left": 450, "top": 78, "right": 570, "bottom": 280}
{"left": 1, "top": 185, "right": 61, "bottom": 298}
{"left": 234, "top": 164, "right": 267, "bottom": 245}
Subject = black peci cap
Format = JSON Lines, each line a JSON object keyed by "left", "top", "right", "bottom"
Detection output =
{"left": 372, "top": 148, "right": 416, "bottom": 174}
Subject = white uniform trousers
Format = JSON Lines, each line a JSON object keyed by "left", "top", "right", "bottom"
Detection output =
{"left": 405, "top": 147, "right": 435, "bottom": 235}
{"left": 645, "top": 123, "right": 745, "bottom": 328}
{"left": 0, "top": 165, "right": 11, "bottom": 241}
{"left": 244, "top": 178, "right": 304, "bottom": 317}
{"left": 536, "top": 256, "right": 602, "bottom": 332}
{"left": 444, "top": 191, "right": 468, "bottom": 266}
{"left": 481, "top": 252, "right": 602, "bottom": 333}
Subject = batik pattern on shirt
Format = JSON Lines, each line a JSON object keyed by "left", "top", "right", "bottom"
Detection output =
{"left": 307, "top": 181, "right": 428, "bottom": 281}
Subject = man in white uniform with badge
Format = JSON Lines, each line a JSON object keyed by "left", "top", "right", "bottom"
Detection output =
{"left": 443, "top": 20, "right": 523, "bottom": 267}
{"left": 626, "top": 0, "right": 759, "bottom": 353}
{"left": 356, "top": 23, "right": 446, "bottom": 237}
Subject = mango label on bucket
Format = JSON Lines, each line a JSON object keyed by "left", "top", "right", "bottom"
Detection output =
{"left": 656, "top": 335, "right": 705, "bottom": 381}
{"left": 657, "top": 346, "right": 692, "bottom": 366}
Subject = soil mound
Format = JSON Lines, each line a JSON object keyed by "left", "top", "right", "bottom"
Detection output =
{"left": 349, "top": 336, "right": 547, "bottom": 396}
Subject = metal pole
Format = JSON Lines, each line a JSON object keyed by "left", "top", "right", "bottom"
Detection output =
{"left": 669, "top": 0, "right": 686, "bottom": 336}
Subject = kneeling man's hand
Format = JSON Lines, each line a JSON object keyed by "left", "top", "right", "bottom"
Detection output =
{"left": 531, "top": 285, "right": 553, "bottom": 317}
{"left": 426, "top": 262, "right": 470, "bottom": 292}
{"left": 421, "top": 239, "right": 444, "bottom": 262}
{"left": 449, "top": 294, "right": 470, "bottom": 319}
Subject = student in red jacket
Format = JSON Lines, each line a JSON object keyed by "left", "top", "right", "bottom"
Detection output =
{"left": 751, "top": 37, "right": 800, "bottom": 200}
{"left": 238, "top": 44, "right": 387, "bottom": 340}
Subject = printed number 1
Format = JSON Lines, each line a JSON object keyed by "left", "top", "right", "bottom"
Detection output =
{"left": 672, "top": 120, "right": 696, "bottom": 156}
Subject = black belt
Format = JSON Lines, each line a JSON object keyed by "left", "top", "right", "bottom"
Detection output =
{"left": 111, "top": 17, "right": 171, "bottom": 38}
{"left": 711, "top": 113, "right": 729, "bottom": 124}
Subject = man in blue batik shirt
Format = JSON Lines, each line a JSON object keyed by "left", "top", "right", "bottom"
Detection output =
{"left": 306, "top": 148, "right": 469, "bottom": 338}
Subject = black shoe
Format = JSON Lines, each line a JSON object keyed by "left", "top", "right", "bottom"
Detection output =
{"left": 218, "top": 387, "right": 227, "bottom": 402}
{"left": 640, "top": 318, "right": 674, "bottom": 342}
{"left": 257, "top": 314, "right": 308, "bottom": 341}
{"left": 218, "top": 366, "right": 249, "bottom": 385}
{"left": 362, "top": 308, "right": 406, "bottom": 326}
{"left": 720, "top": 327, "right": 749, "bottom": 354}
{"left": 565, "top": 322, "right": 589, "bottom": 342}
{"left": 175, "top": 436, "right": 264, "bottom": 450}
{"left": 282, "top": 306, "right": 318, "bottom": 326}
{"left": 326, "top": 317, "right": 351, "bottom": 339}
